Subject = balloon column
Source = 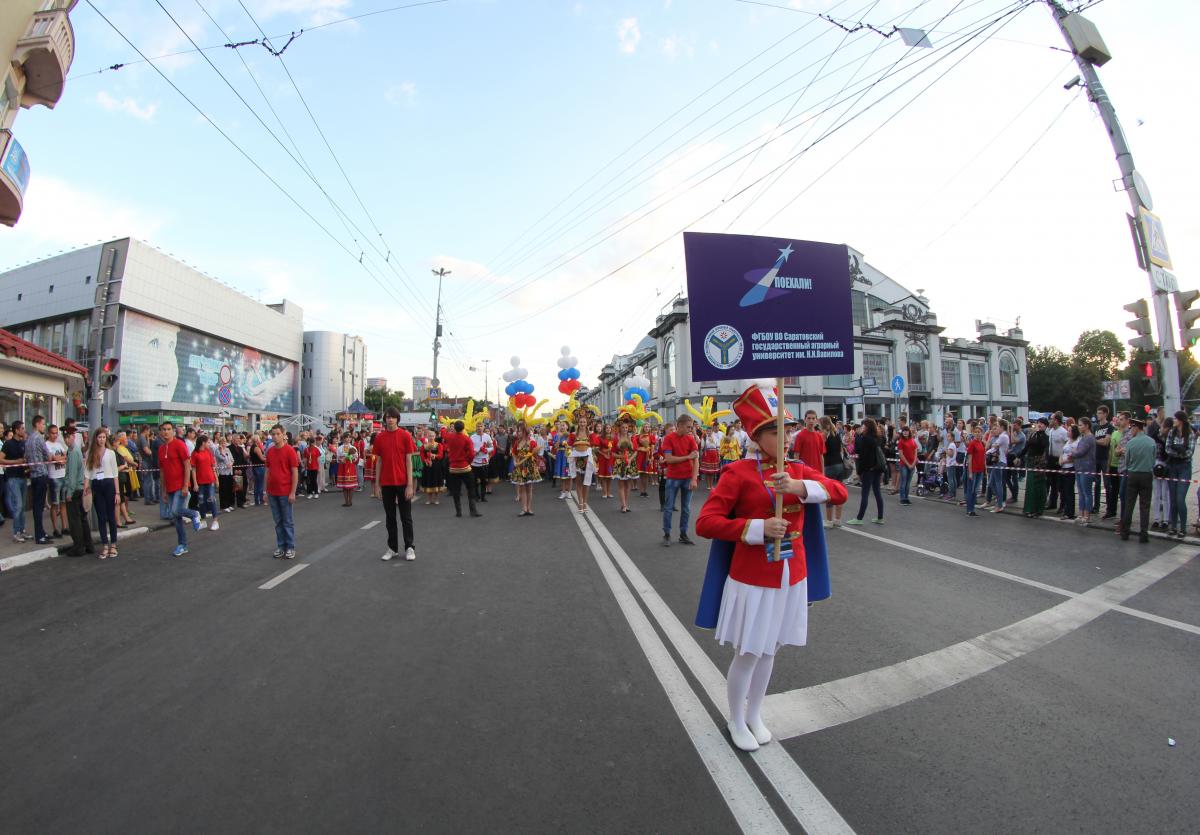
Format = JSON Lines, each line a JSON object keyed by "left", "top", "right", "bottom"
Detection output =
{"left": 556, "top": 346, "right": 581, "bottom": 396}
{"left": 504, "top": 356, "right": 547, "bottom": 424}
{"left": 623, "top": 365, "right": 651, "bottom": 405}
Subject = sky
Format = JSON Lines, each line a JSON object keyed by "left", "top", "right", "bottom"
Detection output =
{"left": 1, "top": 0, "right": 1195, "bottom": 407}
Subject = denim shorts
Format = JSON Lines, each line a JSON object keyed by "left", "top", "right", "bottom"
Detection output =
{"left": 50, "top": 477, "right": 68, "bottom": 503}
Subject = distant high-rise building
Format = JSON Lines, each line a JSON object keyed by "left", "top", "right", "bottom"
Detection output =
{"left": 366, "top": 376, "right": 388, "bottom": 391}
{"left": 303, "top": 331, "right": 367, "bottom": 420}
{"left": 412, "top": 375, "right": 431, "bottom": 403}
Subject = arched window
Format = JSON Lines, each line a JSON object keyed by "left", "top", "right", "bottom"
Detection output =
{"left": 906, "top": 343, "right": 928, "bottom": 389}
{"left": 1000, "top": 352, "right": 1018, "bottom": 396}
{"left": 664, "top": 340, "right": 676, "bottom": 391}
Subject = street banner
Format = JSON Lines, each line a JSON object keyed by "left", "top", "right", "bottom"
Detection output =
{"left": 683, "top": 232, "right": 854, "bottom": 381}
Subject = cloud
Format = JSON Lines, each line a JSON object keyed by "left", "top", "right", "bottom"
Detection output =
{"left": 95, "top": 90, "right": 158, "bottom": 121}
{"left": 661, "top": 33, "right": 695, "bottom": 59}
{"left": 426, "top": 254, "right": 513, "bottom": 286}
{"left": 246, "top": 0, "right": 353, "bottom": 26}
{"left": 617, "top": 17, "right": 641, "bottom": 54}
{"left": 384, "top": 80, "right": 418, "bottom": 106}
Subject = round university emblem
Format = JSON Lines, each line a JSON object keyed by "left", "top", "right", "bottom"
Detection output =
{"left": 703, "top": 324, "right": 744, "bottom": 370}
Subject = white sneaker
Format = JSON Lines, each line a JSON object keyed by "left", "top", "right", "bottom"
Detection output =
{"left": 224, "top": 507, "right": 232, "bottom": 513}
{"left": 405, "top": 547, "right": 416, "bottom": 561}
{"left": 197, "top": 520, "right": 208, "bottom": 530}
{"left": 381, "top": 550, "right": 396, "bottom": 561}
{"left": 210, "top": 520, "right": 219, "bottom": 531}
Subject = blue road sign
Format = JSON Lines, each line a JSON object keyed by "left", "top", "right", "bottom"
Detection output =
{"left": 891, "top": 375, "right": 905, "bottom": 396}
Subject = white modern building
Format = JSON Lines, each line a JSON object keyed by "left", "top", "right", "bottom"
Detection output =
{"left": 0, "top": 237, "right": 303, "bottom": 430}
{"left": 412, "top": 375, "right": 431, "bottom": 403}
{"left": 583, "top": 247, "right": 1029, "bottom": 424}
{"left": 301, "top": 331, "right": 366, "bottom": 422}
{"left": 366, "top": 376, "right": 387, "bottom": 391}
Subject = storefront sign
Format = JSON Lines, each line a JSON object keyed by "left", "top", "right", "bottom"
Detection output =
{"left": 683, "top": 232, "right": 854, "bottom": 381}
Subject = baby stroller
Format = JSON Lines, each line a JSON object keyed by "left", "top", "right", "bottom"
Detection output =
{"left": 914, "top": 462, "right": 945, "bottom": 497}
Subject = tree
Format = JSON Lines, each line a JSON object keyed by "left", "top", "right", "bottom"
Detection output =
{"left": 1072, "top": 330, "right": 1126, "bottom": 379}
{"left": 1026, "top": 345, "right": 1070, "bottom": 412}
{"left": 364, "top": 386, "right": 406, "bottom": 414}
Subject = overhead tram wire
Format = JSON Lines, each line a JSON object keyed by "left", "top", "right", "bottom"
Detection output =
{"left": 150, "top": 0, "right": 432, "bottom": 322}
{"left": 69, "top": 0, "right": 450, "bottom": 81}
{"left": 83, "top": 2, "right": 416, "bottom": 322}
{"left": 476, "top": 0, "right": 861, "bottom": 277}
{"left": 456, "top": 0, "right": 1003, "bottom": 318}
{"left": 233, "top": 0, "right": 431, "bottom": 318}
{"left": 454, "top": 0, "right": 1022, "bottom": 321}
{"left": 455, "top": 1, "right": 1029, "bottom": 341}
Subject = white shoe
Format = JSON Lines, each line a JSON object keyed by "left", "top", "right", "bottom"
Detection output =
{"left": 727, "top": 720, "right": 759, "bottom": 752}
{"left": 210, "top": 520, "right": 219, "bottom": 531}
{"left": 224, "top": 507, "right": 232, "bottom": 513}
{"left": 405, "top": 547, "right": 416, "bottom": 561}
{"left": 197, "top": 520, "right": 207, "bottom": 530}
{"left": 823, "top": 520, "right": 832, "bottom": 529}
{"left": 748, "top": 717, "right": 772, "bottom": 745}
{"left": 381, "top": 550, "right": 396, "bottom": 561}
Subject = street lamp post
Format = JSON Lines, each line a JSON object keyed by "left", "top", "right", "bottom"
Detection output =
{"left": 431, "top": 268, "right": 451, "bottom": 396}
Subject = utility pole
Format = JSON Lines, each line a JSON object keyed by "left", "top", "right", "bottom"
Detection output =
{"left": 1045, "top": 1, "right": 1181, "bottom": 414}
{"left": 431, "top": 267, "right": 450, "bottom": 397}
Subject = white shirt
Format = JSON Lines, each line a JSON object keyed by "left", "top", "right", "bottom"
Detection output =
{"left": 85, "top": 448, "right": 119, "bottom": 481}
{"left": 46, "top": 439, "right": 67, "bottom": 479}
{"left": 470, "top": 432, "right": 493, "bottom": 467}
{"left": 185, "top": 439, "right": 196, "bottom": 455}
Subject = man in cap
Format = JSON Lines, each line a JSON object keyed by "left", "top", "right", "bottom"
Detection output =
{"left": 1119, "top": 416, "right": 1155, "bottom": 543}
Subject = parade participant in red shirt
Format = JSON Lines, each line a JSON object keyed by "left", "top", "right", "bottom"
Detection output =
{"left": 304, "top": 439, "right": 321, "bottom": 499}
{"left": 696, "top": 382, "right": 847, "bottom": 752}
{"left": 659, "top": 414, "right": 700, "bottom": 547}
{"left": 790, "top": 410, "right": 827, "bottom": 469}
{"left": 265, "top": 424, "right": 300, "bottom": 559}
{"left": 443, "top": 420, "right": 481, "bottom": 518}
{"left": 373, "top": 407, "right": 418, "bottom": 562}
{"left": 158, "top": 421, "right": 203, "bottom": 557}
{"left": 190, "top": 435, "right": 220, "bottom": 530}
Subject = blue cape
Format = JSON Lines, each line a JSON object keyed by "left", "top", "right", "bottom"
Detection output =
{"left": 694, "top": 503, "right": 830, "bottom": 629}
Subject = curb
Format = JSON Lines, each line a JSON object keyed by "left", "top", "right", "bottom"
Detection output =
{"left": 0, "top": 524, "right": 159, "bottom": 573}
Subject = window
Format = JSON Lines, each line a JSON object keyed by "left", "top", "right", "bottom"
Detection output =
{"left": 851, "top": 290, "right": 869, "bottom": 328}
{"left": 862, "top": 352, "right": 889, "bottom": 383}
{"left": 969, "top": 362, "right": 988, "bottom": 395}
{"left": 48, "top": 284, "right": 54, "bottom": 293}
{"left": 664, "top": 340, "right": 676, "bottom": 391}
{"left": 906, "top": 347, "right": 926, "bottom": 388}
{"left": 823, "top": 374, "right": 853, "bottom": 389}
{"left": 85, "top": 275, "right": 92, "bottom": 284}
{"left": 941, "top": 359, "right": 961, "bottom": 394}
{"left": 17, "top": 293, "right": 22, "bottom": 301}
{"left": 1000, "top": 353, "right": 1018, "bottom": 396}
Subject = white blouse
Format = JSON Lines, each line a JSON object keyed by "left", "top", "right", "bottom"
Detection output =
{"left": 85, "top": 448, "right": 119, "bottom": 481}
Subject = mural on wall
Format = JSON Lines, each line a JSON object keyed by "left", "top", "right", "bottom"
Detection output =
{"left": 119, "top": 310, "right": 296, "bottom": 413}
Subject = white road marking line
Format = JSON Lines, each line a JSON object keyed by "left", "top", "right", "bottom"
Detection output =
{"left": 840, "top": 526, "right": 1200, "bottom": 635}
{"left": 568, "top": 509, "right": 791, "bottom": 835}
{"left": 763, "top": 544, "right": 1197, "bottom": 740}
{"left": 580, "top": 508, "right": 854, "bottom": 835}
{"left": 361, "top": 520, "right": 381, "bottom": 530}
{"left": 258, "top": 563, "right": 309, "bottom": 590}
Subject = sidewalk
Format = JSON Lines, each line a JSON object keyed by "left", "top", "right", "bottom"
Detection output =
{"left": 0, "top": 502, "right": 166, "bottom": 572}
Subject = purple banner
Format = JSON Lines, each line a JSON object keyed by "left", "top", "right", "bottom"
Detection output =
{"left": 683, "top": 232, "right": 853, "bottom": 382}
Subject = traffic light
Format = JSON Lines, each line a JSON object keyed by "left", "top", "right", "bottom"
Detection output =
{"left": 1173, "top": 289, "right": 1200, "bottom": 348}
{"left": 99, "top": 357, "right": 119, "bottom": 391}
{"left": 1124, "top": 299, "right": 1154, "bottom": 352}
{"left": 1140, "top": 359, "right": 1161, "bottom": 396}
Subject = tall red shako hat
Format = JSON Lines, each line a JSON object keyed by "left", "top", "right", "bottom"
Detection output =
{"left": 732, "top": 381, "right": 797, "bottom": 438}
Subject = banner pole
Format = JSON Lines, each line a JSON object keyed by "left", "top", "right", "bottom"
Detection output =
{"left": 774, "top": 377, "right": 786, "bottom": 555}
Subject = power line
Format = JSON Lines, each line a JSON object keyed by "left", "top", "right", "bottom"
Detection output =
{"left": 457, "top": 1, "right": 1029, "bottom": 340}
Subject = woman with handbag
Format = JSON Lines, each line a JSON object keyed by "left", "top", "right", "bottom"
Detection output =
{"left": 820, "top": 416, "right": 846, "bottom": 528}
{"left": 846, "top": 418, "right": 884, "bottom": 525}
{"left": 215, "top": 436, "right": 236, "bottom": 512}
{"left": 1163, "top": 410, "right": 1194, "bottom": 538}
{"left": 84, "top": 427, "right": 120, "bottom": 559}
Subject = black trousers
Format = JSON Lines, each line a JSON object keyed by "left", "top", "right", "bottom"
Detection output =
{"left": 447, "top": 470, "right": 478, "bottom": 515}
{"left": 380, "top": 484, "right": 414, "bottom": 552}
{"left": 1120, "top": 471, "right": 1152, "bottom": 535}
{"left": 1105, "top": 467, "right": 1120, "bottom": 516}
{"left": 1059, "top": 471, "right": 1076, "bottom": 518}
{"left": 64, "top": 489, "right": 93, "bottom": 555}
{"left": 472, "top": 465, "right": 489, "bottom": 502}
{"left": 1045, "top": 460, "right": 1061, "bottom": 507}
{"left": 218, "top": 474, "right": 235, "bottom": 510}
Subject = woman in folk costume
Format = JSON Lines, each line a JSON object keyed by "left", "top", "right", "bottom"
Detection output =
{"left": 720, "top": 423, "right": 743, "bottom": 470}
{"left": 509, "top": 421, "right": 542, "bottom": 516}
{"left": 611, "top": 414, "right": 640, "bottom": 512}
{"left": 594, "top": 423, "right": 614, "bottom": 499}
{"left": 699, "top": 423, "right": 722, "bottom": 489}
{"left": 336, "top": 437, "right": 360, "bottom": 507}
{"left": 636, "top": 424, "right": 657, "bottom": 498}
{"left": 568, "top": 408, "right": 601, "bottom": 514}
{"left": 364, "top": 431, "right": 380, "bottom": 499}
{"left": 420, "top": 427, "right": 446, "bottom": 505}
{"left": 553, "top": 420, "right": 571, "bottom": 498}
{"left": 695, "top": 382, "right": 848, "bottom": 753}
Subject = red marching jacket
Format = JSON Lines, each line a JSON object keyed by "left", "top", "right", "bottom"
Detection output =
{"left": 696, "top": 458, "right": 848, "bottom": 588}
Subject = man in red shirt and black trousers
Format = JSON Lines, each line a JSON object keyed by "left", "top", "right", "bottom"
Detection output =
{"left": 791, "top": 409, "right": 826, "bottom": 469}
{"left": 443, "top": 420, "right": 482, "bottom": 518}
{"left": 374, "top": 406, "right": 418, "bottom": 561}
{"left": 659, "top": 413, "right": 700, "bottom": 547}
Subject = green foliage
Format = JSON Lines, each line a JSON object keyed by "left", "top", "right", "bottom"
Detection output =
{"left": 364, "top": 386, "right": 407, "bottom": 414}
{"left": 1071, "top": 329, "right": 1126, "bottom": 378}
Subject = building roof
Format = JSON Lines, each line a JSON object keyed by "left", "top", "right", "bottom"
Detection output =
{"left": 0, "top": 328, "right": 88, "bottom": 378}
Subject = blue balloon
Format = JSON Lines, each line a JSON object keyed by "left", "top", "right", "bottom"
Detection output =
{"left": 505, "top": 382, "right": 518, "bottom": 397}
{"left": 516, "top": 380, "right": 534, "bottom": 394}
{"left": 567, "top": 368, "right": 580, "bottom": 380}
{"left": 557, "top": 369, "right": 570, "bottom": 381}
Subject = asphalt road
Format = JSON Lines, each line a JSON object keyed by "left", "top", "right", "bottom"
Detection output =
{"left": 1, "top": 480, "right": 1196, "bottom": 834}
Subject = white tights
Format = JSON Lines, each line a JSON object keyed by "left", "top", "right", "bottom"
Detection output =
{"left": 727, "top": 651, "right": 776, "bottom": 732}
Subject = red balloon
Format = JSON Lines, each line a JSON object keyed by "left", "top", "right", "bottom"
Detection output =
{"left": 558, "top": 380, "right": 572, "bottom": 394}
{"left": 521, "top": 393, "right": 534, "bottom": 407}
{"left": 569, "top": 380, "right": 581, "bottom": 392}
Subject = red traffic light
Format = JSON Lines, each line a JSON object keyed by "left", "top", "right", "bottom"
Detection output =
{"left": 1144, "top": 404, "right": 1152, "bottom": 414}
{"left": 102, "top": 357, "right": 119, "bottom": 373}
{"left": 1142, "top": 361, "right": 1155, "bottom": 378}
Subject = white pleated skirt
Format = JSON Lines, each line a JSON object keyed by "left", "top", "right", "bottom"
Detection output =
{"left": 715, "top": 558, "right": 808, "bottom": 657}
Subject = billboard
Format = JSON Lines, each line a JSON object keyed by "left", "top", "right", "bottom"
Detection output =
{"left": 683, "top": 232, "right": 854, "bottom": 381}
{"left": 120, "top": 310, "right": 297, "bottom": 413}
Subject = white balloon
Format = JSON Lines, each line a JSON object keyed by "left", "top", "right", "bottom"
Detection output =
{"left": 561, "top": 345, "right": 571, "bottom": 355}
{"left": 502, "top": 370, "right": 514, "bottom": 382}
{"left": 556, "top": 357, "right": 571, "bottom": 369}
{"left": 567, "top": 356, "right": 578, "bottom": 367}
{"left": 634, "top": 365, "right": 644, "bottom": 376}
{"left": 510, "top": 356, "right": 521, "bottom": 367}
{"left": 516, "top": 367, "right": 528, "bottom": 378}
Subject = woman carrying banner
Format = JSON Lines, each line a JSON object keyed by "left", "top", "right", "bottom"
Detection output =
{"left": 695, "top": 382, "right": 847, "bottom": 752}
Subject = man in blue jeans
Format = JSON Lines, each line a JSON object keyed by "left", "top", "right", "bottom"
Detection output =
{"left": 659, "top": 413, "right": 700, "bottom": 547}
{"left": 25, "top": 414, "right": 55, "bottom": 544}
{"left": 265, "top": 424, "right": 299, "bottom": 559}
{"left": 1, "top": 421, "right": 29, "bottom": 542}
{"left": 158, "top": 422, "right": 202, "bottom": 557}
